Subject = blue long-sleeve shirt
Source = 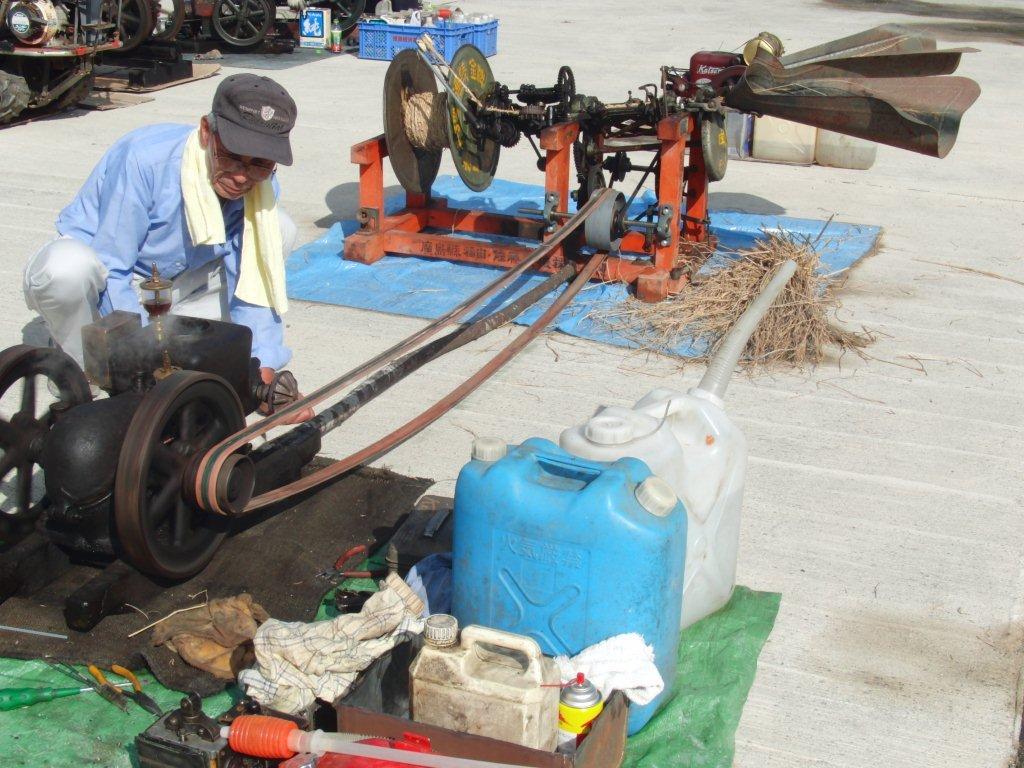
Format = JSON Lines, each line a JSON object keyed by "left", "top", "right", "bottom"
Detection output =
{"left": 56, "top": 123, "right": 291, "bottom": 369}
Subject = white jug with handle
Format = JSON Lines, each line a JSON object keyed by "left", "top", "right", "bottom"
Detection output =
{"left": 561, "top": 260, "right": 796, "bottom": 628}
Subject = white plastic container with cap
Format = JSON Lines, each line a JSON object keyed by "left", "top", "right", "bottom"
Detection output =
{"left": 409, "top": 618, "right": 561, "bottom": 751}
{"left": 560, "top": 260, "right": 798, "bottom": 628}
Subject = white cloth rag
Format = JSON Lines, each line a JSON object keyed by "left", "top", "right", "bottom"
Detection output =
{"left": 239, "top": 574, "right": 425, "bottom": 713}
{"left": 180, "top": 128, "right": 288, "bottom": 314}
{"left": 553, "top": 633, "right": 664, "bottom": 706}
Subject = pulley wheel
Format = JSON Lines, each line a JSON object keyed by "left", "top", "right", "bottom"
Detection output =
{"left": 446, "top": 44, "right": 500, "bottom": 193}
{"left": 117, "top": 0, "right": 157, "bottom": 52}
{"left": 0, "top": 345, "right": 92, "bottom": 520}
{"left": 584, "top": 191, "right": 626, "bottom": 252}
{"left": 701, "top": 112, "right": 729, "bottom": 182}
{"left": 114, "top": 371, "right": 245, "bottom": 579}
{"left": 212, "top": 0, "right": 274, "bottom": 49}
{"left": 384, "top": 49, "right": 443, "bottom": 196}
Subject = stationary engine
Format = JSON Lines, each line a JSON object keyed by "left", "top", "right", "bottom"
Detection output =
{"left": 0, "top": 268, "right": 313, "bottom": 579}
{"left": 0, "top": 0, "right": 123, "bottom": 123}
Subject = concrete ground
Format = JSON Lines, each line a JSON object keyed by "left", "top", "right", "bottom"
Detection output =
{"left": 1, "top": 1, "right": 1022, "bottom": 765}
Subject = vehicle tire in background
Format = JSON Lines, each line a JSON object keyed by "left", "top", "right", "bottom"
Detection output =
{"left": 0, "top": 71, "right": 31, "bottom": 124}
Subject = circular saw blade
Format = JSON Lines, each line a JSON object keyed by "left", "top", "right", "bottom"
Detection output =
{"left": 446, "top": 44, "right": 500, "bottom": 193}
{"left": 384, "top": 49, "right": 443, "bottom": 196}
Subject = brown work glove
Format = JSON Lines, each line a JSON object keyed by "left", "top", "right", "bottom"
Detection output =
{"left": 152, "top": 593, "right": 269, "bottom": 680}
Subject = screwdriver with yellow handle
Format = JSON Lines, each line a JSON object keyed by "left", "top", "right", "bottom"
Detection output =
{"left": 0, "top": 681, "right": 133, "bottom": 711}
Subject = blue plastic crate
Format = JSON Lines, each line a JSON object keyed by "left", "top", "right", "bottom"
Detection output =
{"left": 471, "top": 19, "right": 498, "bottom": 56}
{"left": 357, "top": 20, "right": 498, "bottom": 62}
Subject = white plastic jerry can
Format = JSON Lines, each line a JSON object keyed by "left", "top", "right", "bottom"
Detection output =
{"left": 409, "top": 622, "right": 560, "bottom": 751}
{"left": 560, "top": 260, "right": 798, "bottom": 629}
{"left": 560, "top": 388, "right": 746, "bottom": 628}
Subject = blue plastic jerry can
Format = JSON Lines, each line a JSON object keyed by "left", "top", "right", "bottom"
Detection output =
{"left": 451, "top": 437, "right": 687, "bottom": 734}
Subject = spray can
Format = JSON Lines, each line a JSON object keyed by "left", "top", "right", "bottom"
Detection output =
{"left": 556, "top": 673, "right": 603, "bottom": 754}
{"left": 330, "top": 18, "right": 342, "bottom": 53}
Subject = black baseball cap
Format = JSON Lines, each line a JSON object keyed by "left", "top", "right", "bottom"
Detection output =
{"left": 211, "top": 74, "right": 297, "bottom": 166}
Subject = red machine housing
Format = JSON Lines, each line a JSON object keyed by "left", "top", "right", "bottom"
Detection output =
{"left": 671, "top": 52, "right": 746, "bottom": 98}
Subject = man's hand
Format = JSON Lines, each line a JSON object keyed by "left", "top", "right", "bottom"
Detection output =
{"left": 258, "top": 367, "right": 315, "bottom": 424}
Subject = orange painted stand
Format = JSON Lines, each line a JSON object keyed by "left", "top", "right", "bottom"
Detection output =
{"left": 345, "top": 116, "right": 711, "bottom": 302}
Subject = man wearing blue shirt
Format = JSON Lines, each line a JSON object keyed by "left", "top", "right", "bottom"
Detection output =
{"left": 23, "top": 73, "right": 308, "bottom": 419}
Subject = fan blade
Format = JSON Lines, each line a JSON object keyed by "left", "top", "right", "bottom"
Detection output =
{"left": 787, "top": 49, "right": 975, "bottom": 78}
{"left": 780, "top": 24, "right": 938, "bottom": 67}
{"left": 726, "top": 55, "right": 981, "bottom": 158}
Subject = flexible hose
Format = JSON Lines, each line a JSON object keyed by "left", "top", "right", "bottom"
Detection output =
{"left": 694, "top": 259, "right": 797, "bottom": 403}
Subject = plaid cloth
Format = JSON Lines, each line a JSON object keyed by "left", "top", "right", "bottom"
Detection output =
{"left": 239, "top": 574, "right": 424, "bottom": 712}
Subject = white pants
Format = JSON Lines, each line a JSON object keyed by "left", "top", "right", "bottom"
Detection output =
{"left": 23, "top": 211, "right": 297, "bottom": 367}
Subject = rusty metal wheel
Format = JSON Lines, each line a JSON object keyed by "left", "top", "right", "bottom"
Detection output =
{"left": 212, "top": 0, "right": 274, "bottom": 49}
{"left": 114, "top": 371, "right": 245, "bottom": 579}
{"left": 0, "top": 345, "right": 92, "bottom": 520}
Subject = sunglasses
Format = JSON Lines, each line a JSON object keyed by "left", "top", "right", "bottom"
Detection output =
{"left": 209, "top": 132, "right": 277, "bottom": 180}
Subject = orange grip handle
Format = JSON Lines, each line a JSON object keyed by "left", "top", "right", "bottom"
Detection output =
{"left": 87, "top": 665, "right": 110, "bottom": 687}
{"left": 110, "top": 664, "right": 142, "bottom": 693}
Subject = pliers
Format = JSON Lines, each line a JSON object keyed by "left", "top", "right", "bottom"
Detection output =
{"left": 88, "top": 664, "right": 163, "bottom": 716}
{"left": 317, "top": 545, "right": 385, "bottom": 581}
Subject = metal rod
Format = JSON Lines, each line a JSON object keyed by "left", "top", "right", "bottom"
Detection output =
{"left": 0, "top": 625, "right": 68, "bottom": 640}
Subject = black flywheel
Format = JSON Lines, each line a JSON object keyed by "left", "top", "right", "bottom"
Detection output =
{"left": 114, "top": 371, "right": 245, "bottom": 579}
{"left": 212, "top": 0, "right": 274, "bottom": 49}
{"left": 0, "top": 345, "right": 92, "bottom": 521}
{"left": 117, "top": 0, "right": 157, "bottom": 52}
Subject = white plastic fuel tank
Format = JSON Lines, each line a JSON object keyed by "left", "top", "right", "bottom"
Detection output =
{"left": 815, "top": 129, "right": 877, "bottom": 170}
{"left": 560, "top": 390, "right": 746, "bottom": 628}
{"left": 752, "top": 115, "right": 816, "bottom": 164}
{"left": 560, "top": 260, "right": 798, "bottom": 629}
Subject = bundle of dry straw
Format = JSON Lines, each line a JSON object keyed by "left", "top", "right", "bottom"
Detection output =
{"left": 596, "top": 231, "right": 872, "bottom": 367}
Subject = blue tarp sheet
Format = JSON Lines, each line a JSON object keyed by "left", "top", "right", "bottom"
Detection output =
{"left": 286, "top": 176, "right": 881, "bottom": 357}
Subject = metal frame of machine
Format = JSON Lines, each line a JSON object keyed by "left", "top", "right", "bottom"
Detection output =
{"left": 347, "top": 114, "right": 706, "bottom": 301}
{"left": 345, "top": 27, "right": 980, "bottom": 302}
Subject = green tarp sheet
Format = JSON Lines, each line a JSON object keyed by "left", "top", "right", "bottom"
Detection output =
{"left": 0, "top": 586, "right": 778, "bottom": 768}
{"left": 624, "top": 587, "right": 781, "bottom": 768}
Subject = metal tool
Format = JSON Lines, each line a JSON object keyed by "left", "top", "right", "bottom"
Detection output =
{"left": 87, "top": 664, "right": 132, "bottom": 712}
{"left": 45, "top": 660, "right": 127, "bottom": 713}
{"left": 317, "top": 545, "right": 385, "bottom": 582}
{"left": 0, "top": 683, "right": 121, "bottom": 711}
{"left": 110, "top": 664, "right": 162, "bottom": 716}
